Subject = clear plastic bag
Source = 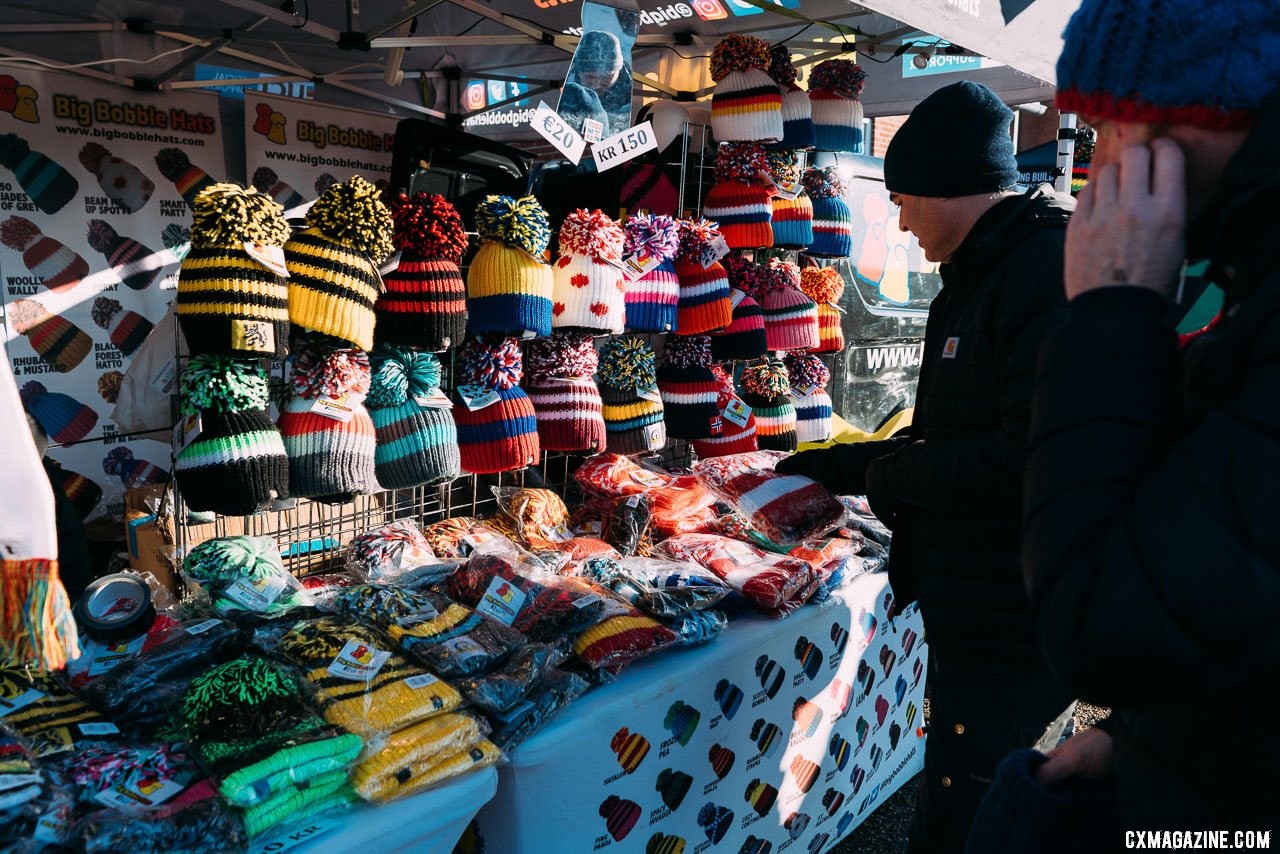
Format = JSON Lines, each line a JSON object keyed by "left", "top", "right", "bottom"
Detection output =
{"left": 654, "top": 533, "right": 821, "bottom": 616}
{"left": 347, "top": 520, "right": 442, "bottom": 584}
{"left": 0, "top": 667, "right": 124, "bottom": 759}
{"left": 488, "top": 668, "right": 590, "bottom": 749}
{"left": 578, "top": 556, "right": 730, "bottom": 618}
{"left": 693, "top": 451, "right": 844, "bottom": 544}
{"left": 182, "top": 536, "right": 314, "bottom": 617}
{"left": 65, "top": 611, "right": 183, "bottom": 691}
{"left": 451, "top": 642, "right": 561, "bottom": 714}
{"left": 573, "top": 454, "right": 720, "bottom": 537}
{"left": 670, "top": 609, "right": 729, "bottom": 645}
{"left": 606, "top": 494, "right": 652, "bottom": 557}
{"left": 61, "top": 742, "right": 202, "bottom": 814}
{"left": 350, "top": 711, "right": 493, "bottom": 802}
{"left": 76, "top": 779, "right": 247, "bottom": 853}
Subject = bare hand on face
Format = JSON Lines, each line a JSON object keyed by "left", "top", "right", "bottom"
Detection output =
{"left": 1064, "top": 140, "right": 1188, "bottom": 302}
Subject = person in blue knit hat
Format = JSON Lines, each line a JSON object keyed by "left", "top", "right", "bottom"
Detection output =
{"left": 779, "top": 79, "right": 1076, "bottom": 853}
{"left": 1003, "top": 0, "right": 1280, "bottom": 845}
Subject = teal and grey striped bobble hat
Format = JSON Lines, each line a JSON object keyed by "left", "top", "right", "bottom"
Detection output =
{"left": 367, "top": 345, "right": 460, "bottom": 489}
{"left": 174, "top": 355, "right": 290, "bottom": 515}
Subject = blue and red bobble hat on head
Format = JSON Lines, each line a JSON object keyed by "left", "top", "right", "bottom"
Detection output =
{"left": 453, "top": 336, "right": 541, "bottom": 475}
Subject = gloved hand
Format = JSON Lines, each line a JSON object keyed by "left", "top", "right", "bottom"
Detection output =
{"left": 774, "top": 440, "right": 897, "bottom": 496}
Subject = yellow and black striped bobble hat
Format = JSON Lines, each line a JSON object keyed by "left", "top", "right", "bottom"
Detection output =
{"left": 285, "top": 175, "right": 393, "bottom": 352}
{"left": 177, "top": 183, "right": 291, "bottom": 359}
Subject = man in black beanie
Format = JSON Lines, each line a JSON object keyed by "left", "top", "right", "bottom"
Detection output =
{"left": 777, "top": 80, "right": 1075, "bottom": 852}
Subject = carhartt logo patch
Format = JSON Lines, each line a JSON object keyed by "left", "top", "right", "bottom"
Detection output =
{"left": 942, "top": 337, "right": 960, "bottom": 359}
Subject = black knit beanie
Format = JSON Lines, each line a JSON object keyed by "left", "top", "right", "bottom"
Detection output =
{"left": 883, "top": 82, "right": 1018, "bottom": 197}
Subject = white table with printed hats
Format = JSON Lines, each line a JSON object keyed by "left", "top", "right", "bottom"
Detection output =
{"left": 471, "top": 570, "right": 927, "bottom": 854}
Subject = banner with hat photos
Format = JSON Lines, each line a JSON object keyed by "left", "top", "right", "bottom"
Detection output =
{"left": 244, "top": 92, "right": 398, "bottom": 218}
{"left": 0, "top": 68, "right": 226, "bottom": 522}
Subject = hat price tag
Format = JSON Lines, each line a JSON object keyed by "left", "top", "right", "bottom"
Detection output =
{"left": 476, "top": 576, "right": 527, "bottom": 625}
{"left": 592, "top": 120, "right": 658, "bottom": 173}
{"left": 327, "top": 639, "right": 391, "bottom": 682}
{"left": 533, "top": 101, "right": 587, "bottom": 166}
{"left": 582, "top": 118, "right": 604, "bottom": 144}
{"left": 416, "top": 389, "right": 454, "bottom": 409}
{"left": 172, "top": 413, "right": 202, "bottom": 453}
{"left": 766, "top": 175, "right": 803, "bottom": 200}
{"left": 223, "top": 574, "right": 288, "bottom": 611}
{"left": 243, "top": 242, "right": 289, "bottom": 277}
{"left": 723, "top": 397, "right": 752, "bottom": 428}
{"left": 700, "top": 235, "right": 730, "bottom": 269}
{"left": 310, "top": 395, "right": 355, "bottom": 423}
{"left": 93, "top": 771, "right": 186, "bottom": 814}
{"left": 638, "top": 386, "right": 663, "bottom": 404}
{"left": 828, "top": 301, "right": 847, "bottom": 314}
{"left": 644, "top": 423, "right": 664, "bottom": 447}
{"left": 84, "top": 635, "right": 147, "bottom": 678}
{"left": 456, "top": 384, "right": 500, "bottom": 411}
{"left": 793, "top": 384, "right": 819, "bottom": 398}
{"left": 405, "top": 672, "right": 440, "bottom": 690}
{"left": 620, "top": 252, "right": 664, "bottom": 282}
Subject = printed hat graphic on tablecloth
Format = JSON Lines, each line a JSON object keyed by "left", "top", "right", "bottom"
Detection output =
{"left": 610, "top": 727, "right": 650, "bottom": 774}
{"left": 0, "top": 216, "right": 88, "bottom": 293}
{"left": 0, "top": 133, "right": 78, "bottom": 214}
{"left": 78, "top": 142, "right": 154, "bottom": 213}
{"left": 889, "top": 721, "right": 902, "bottom": 751}
{"left": 714, "top": 678, "right": 744, "bottom": 720}
{"left": 879, "top": 644, "right": 897, "bottom": 677}
{"left": 869, "top": 743, "right": 883, "bottom": 772}
{"left": 20, "top": 381, "right": 98, "bottom": 444}
{"left": 799, "top": 265, "right": 846, "bottom": 354}
{"left": 623, "top": 213, "right": 681, "bottom": 333}
{"left": 854, "top": 715, "right": 869, "bottom": 748}
{"left": 883, "top": 591, "right": 894, "bottom": 614}
{"left": 154, "top": 147, "right": 216, "bottom": 208}
{"left": 657, "top": 335, "right": 719, "bottom": 441}
{"left": 162, "top": 223, "right": 191, "bottom": 260}
{"left": 663, "top": 701, "right": 700, "bottom": 747}
{"left": 703, "top": 143, "right": 773, "bottom": 250}
{"left": 655, "top": 768, "right": 693, "bottom": 811}
{"left": 754, "top": 654, "right": 784, "bottom": 699}
{"left": 793, "top": 635, "right": 823, "bottom": 680}
{"left": 178, "top": 183, "right": 290, "bottom": 359}
{"left": 875, "top": 695, "right": 889, "bottom": 726}
{"left": 785, "top": 812, "right": 810, "bottom": 840}
{"left": 709, "top": 34, "right": 783, "bottom": 143}
{"left": 792, "top": 697, "right": 823, "bottom": 740}
{"left": 850, "top": 764, "right": 865, "bottom": 794}
{"left": 744, "top": 778, "right": 778, "bottom": 817}
{"left": 599, "top": 795, "right": 641, "bottom": 842}
{"left": 902, "top": 627, "right": 918, "bottom": 657}
{"left": 551, "top": 208, "right": 627, "bottom": 334}
{"left": 48, "top": 462, "right": 102, "bottom": 520}
{"left": 92, "top": 297, "right": 153, "bottom": 357}
{"left": 251, "top": 166, "right": 305, "bottom": 210}
{"left": 596, "top": 336, "right": 665, "bottom": 456}
{"left": 912, "top": 658, "right": 924, "bottom": 688}
{"left": 828, "top": 733, "right": 851, "bottom": 771}
{"left": 376, "top": 192, "right": 469, "bottom": 353}
{"left": 467, "top": 194, "right": 554, "bottom": 338}
{"left": 7, "top": 298, "right": 91, "bottom": 373}
{"left": 860, "top": 608, "right": 877, "bottom": 644}
{"left": 738, "top": 361, "right": 797, "bottom": 453}
{"left": 525, "top": 332, "right": 606, "bottom": 454}
{"left": 646, "top": 832, "right": 687, "bottom": 854}
{"left": 808, "top": 59, "right": 866, "bottom": 153}
{"left": 829, "top": 679, "right": 852, "bottom": 717}
{"left": 740, "top": 835, "right": 772, "bottom": 854}
{"left": 367, "top": 345, "right": 460, "bottom": 489}
{"left": 101, "top": 447, "right": 168, "bottom": 489}
{"left": 804, "top": 167, "right": 853, "bottom": 259}
{"left": 452, "top": 336, "right": 540, "bottom": 475}
{"left": 285, "top": 175, "right": 393, "bottom": 351}
{"left": 856, "top": 659, "right": 874, "bottom": 699}
{"left": 905, "top": 700, "right": 917, "bottom": 729}
{"left": 766, "top": 43, "right": 816, "bottom": 150}
{"left": 86, "top": 220, "right": 164, "bottom": 291}
{"left": 821, "top": 788, "right": 845, "bottom": 817}
{"left": 837, "top": 811, "right": 856, "bottom": 838}
{"left": 750, "top": 718, "right": 782, "bottom": 758}
{"left": 894, "top": 674, "right": 908, "bottom": 707}
{"left": 789, "top": 755, "right": 820, "bottom": 794}
{"left": 672, "top": 218, "right": 733, "bottom": 335}
{"left": 691, "top": 365, "right": 757, "bottom": 460}
{"left": 697, "top": 803, "right": 734, "bottom": 845}
{"left": 831, "top": 621, "right": 850, "bottom": 655}
{"left": 707, "top": 743, "right": 735, "bottom": 779}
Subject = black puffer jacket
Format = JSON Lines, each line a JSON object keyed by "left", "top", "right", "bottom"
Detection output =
{"left": 1024, "top": 97, "right": 1280, "bottom": 828}
{"left": 781, "top": 186, "right": 1073, "bottom": 669}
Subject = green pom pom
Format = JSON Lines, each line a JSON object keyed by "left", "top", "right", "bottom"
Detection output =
{"left": 179, "top": 355, "right": 272, "bottom": 415}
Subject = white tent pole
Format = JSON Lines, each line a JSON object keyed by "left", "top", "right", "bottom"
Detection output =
{"left": 323, "top": 77, "right": 447, "bottom": 118}
{"left": 365, "top": 0, "right": 449, "bottom": 41}
{"left": 1054, "top": 112, "right": 1077, "bottom": 194}
{"left": 0, "top": 46, "right": 131, "bottom": 85}
{"left": 157, "top": 29, "right": 314, "bottom": 77}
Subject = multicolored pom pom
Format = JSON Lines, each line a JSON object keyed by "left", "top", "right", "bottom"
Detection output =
{"left": 676, "top": 218, "right": 723, "bottom": 263}
{"left": 740, "top": 360, "right": 791, "bottom": 398}
{"left": 305, "top": 175, "right": 394, "bottom": 262}
{"left": 475, "top": 194, "right": 551, "bottom": 257}
{"left": 784, "top": 352, "right": 830, "bottom": 390}
{"left": 715, "top": 143, "right": 769, "bottom": 184}
{"left": 710, "top": 34, "right": 772, "bottom": 82}
{"left": 459, "top": 336, "right": 524, "bottom": 390}
{"left": 810, "top": 60, "right": 866, "bottom": 100}
{"left": 625, "top": 213, "right": 681, "bottom": 262}
{"left": 558, "top": 208, "right": 626, "bottom": 263}
{"left": 290, "top": 343, "right": 372, "bottom": 399}
{"left": 662, "top": 334, "right": 714, "bottom": 369}
{"left": 527, "top": 331, "right": 598, "bottom": 379}
{"left": 598, "top": 336, "right": 658, "bottom": 390}
{"left": 802, "top": 167, "right": 846, "bottom": 199}
{"left": 189, "top": 183, "right": 290, "bottom": 249}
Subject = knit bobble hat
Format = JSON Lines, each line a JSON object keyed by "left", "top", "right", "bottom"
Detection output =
{"left": 693, "top": 366, "right": 758, "bottom": 459}
{"left": 367, "top": 345, "right": 460, "bottom": 489}
{"left": 673, "top": 219, "right": 733, "bottom": 335}
{"left": 175, "top": 355, "right": 290, "bottom": 515}
{"left": 468, "top": 195, "right": 554, "bottom": 338}
{"left": 800, "top": 266, "right": 846, "bottom": 354}
{"left": 0, "top": 216, "right": 88, "bottom": 293}
{"left": 597, "top": 336, "right": 666, "bottom": 455}
{"left": 785, "top": 352, "right": 833, "bottom": 444}
{"left": 78, "top": 142, "right": 154, "bottom": 213}
{"left": 552, "top": 209, "right": 627, "bottom": 334}
{"left": 251, "top": 166, "right": 305, "bottom": 210}
{"left": 453, "top": 336, "right": 541, "bottom": 474}
{"left": 739, "top": 361, "right": 797, "bottom": 452}
{"left": 710, "top": 288, "right": 768, "bottom": 362}
{"left": 7, "top": 298, "right": 91, "bottom": 373}
{"left": 178, "top": 183, "right": 291, "bottom": 359}
{"left": 0, "top": 133, "right": 79, "bottom": 215}
{"left": 90, "top": 298, "right": 152, "bottom": 361}
{"left": 20, "top": 381, "right": 98, "bottom": 444}
{"left": 154, "top": 147, "right": 215, "bottom": 209}
{"left": 766, "top": 152, "right": 814, "bottom": 249}
{"left": 376, "top": 192, "right": 469, "bottom": 352}
{"left": 623, "top": 213, "right": 681, "bottom": 333}
{"left": 277, "top": 343, "right": 379, "bottom": 501}
{"left": 809, "top": 60, "right": 866, "bottom": 153}
{"left": 102, "top": 446, "right": 168, "bottom": 488}
{"left": 86, "top": 220, "right": 163, "bottom": 291}
{"left": 703, "top": 144, "right": 773, "bottom": 250}
{"left": 525, "top": 333, "right": 607, "bottom": 453}
{"left": 757, "top": 258, "right": 820, "bottom": 352}
{"left": 767, "top": 44, "right": 817, "bottom": 150}
{"left": 657, "top": 335, "right": 721, "bottom": 440}
{"left": 286, "top": 175, "right": 393, "bottom": 352}
{"left": 804, "top": 168, "right": 853, "bottom": 258}
{"left": 709, "top": 35, "right": 783, "bottom": 143}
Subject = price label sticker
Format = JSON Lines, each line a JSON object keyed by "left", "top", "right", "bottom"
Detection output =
{"left": 533, "top": 101, "right": 587, "bottom": 165}
{"left": 457, "top": 384, "right": 500, "bottom": 411}
{"left": 582, "top": 117, "right": 604, "bottom": 143}
{"left": 572, "top": 593, "right": 603, "bottom": 610}
{"left": 700, "top": 234, "right": 730, "bottom": 269}
{"left": 77, "top": 722, "right": 120, "bottom": 736}
{"left": 223, "top": 574, "right": 288, "bottom": 611}
{"left": 86, "top": 635, "right": 146, "bottom": 678}
{"left": 638, "top": 386, "right": 664, "bottom": 404}
{"left": 405, "top": 672, "right": 440, "bottom": 690}
{"left": 723, "top": 397, "right": 752, "bottom": 428}
{"left": 793, "top": 384, "right": 819, "bottom": 398}
{"left": 185, "top": 619, "right": 223, "bottom": 635}
{"left": 172, "top": 412, "right": 202, "bottom": 453}
{"left": 772, "top": 178, "right": 803, "bottom": 200}
{"left": 327, "top": 639, "right": 391, "bottom": 681}
{"left": 243, "top": 242, "right": 289, "bottom": 277}
{"left": 93, "top": 773, "right": 185, "bottom": 813}
{"left": 621, "top": 252, "right": 663, "bottom": 281}
{"left": 149, "top": 358, "right": 177, "bottom": 394}
{"left": 592, "top": 120, "right": 658, "bottom": 173}
{"left": 416, "top": 389, "right": 454, "bottom": 409}
{"left": 644, "top": 423, "right": 664, "bottom": 447}
{"left": 476, "top": 576, "right": 527, "bottom": 625}
{"left": 310, "top": 395, "right": 355, "bottom": 423}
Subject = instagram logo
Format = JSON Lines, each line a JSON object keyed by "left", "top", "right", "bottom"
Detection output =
{"left": 462, "top": 81, "right": 486, "bottom": 112}
{"left": 691, "top": 0, "right": 727, "bottom": 20}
